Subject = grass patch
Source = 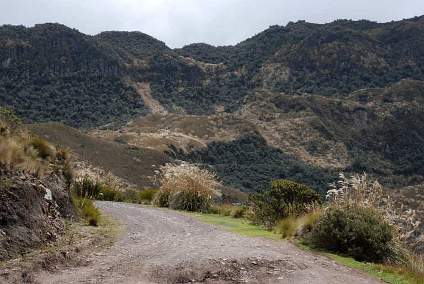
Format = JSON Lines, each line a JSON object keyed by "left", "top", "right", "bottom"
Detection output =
{"left": 189, "top": 212, "right": 423, "bottom": 284}
{"left": 296, "top": 242, "right": 423, "bottom": 284}
{"left": 188, "top": 212, "right": 280, "bottom": 240}
{"left": 72, "top": 194, "right": 101, "bottom": 226}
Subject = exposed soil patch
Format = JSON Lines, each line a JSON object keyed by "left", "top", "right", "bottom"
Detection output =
{"left": 134, "top": 82, "right": 168, "bottom": 115}
{"left": 0, "top": 219, "right": 118, "bottom": 284}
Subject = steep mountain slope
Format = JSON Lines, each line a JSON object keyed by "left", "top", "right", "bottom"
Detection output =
{"left": 1, "top": 17, "right": 424, "bottom": 193}
{"left": 0, "top": 24, "right": 147, "bottom": 127}
{"left": 2, "top": 17, "right": 424, "bottom": 123}
{"left": 29, "top": 123, "right": 170, "bottom": 188}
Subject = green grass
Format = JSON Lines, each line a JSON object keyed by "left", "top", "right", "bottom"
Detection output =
{"left": 188, "top": 212, "right": 423, "bottom": 284}
{"left": 296, "top": 242, "right": 423, "bottom": 284}
{"left": 188, "top": 212, "right": 280, "bottom": 240}
{"left": 329, "top": 254, "right": 422, "bottom": 284}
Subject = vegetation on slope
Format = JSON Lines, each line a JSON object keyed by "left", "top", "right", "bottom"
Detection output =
{"left": 3, "top": 17, "right": 424, "bottom": 126}
{"left": 29, "top": 122, "right": 170, "bottom": 188}
{"left": 169, "top": 133, "right": 336, "bottom": 193}
{"left": 0, "top": 24, "right": 147, "bottom": 127}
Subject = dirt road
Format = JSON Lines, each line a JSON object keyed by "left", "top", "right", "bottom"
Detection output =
{"left": 35, "top": 202, "right": 382, "bottom": 283}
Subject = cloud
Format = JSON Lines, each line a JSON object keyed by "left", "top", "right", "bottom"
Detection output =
{"left": 0, "top": 0, "right": 423, "bottom": 48}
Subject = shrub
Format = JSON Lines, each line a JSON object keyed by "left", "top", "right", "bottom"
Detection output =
{"left": 62, "top": 161, "right": 74, "bottom": 187}
{"left": 121, "top": 189, "right": 139, "bottom": 203}
{"left": 250, "top": 179, "right": 321, "bottom": 228}
{"left": 309, "top": 205, "right": 395, "bottom": 262}
{"left": 138, "top": 188, "right": 159, "bottom": 204}
{"left": 206, "top": 205, "right": 221, "bottom": 215}
{"left": 220, "top": 187, "right": 248, "bottom": 204}
{"left": 327, "top": 173, "right": 422, "bottom": 261}
{"left": 154, "top": 163, "right": 220, "bottom": 212}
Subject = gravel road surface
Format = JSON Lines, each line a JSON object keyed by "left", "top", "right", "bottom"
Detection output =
{"left": 35, "top": 202, "right": 382, "bottom": 283}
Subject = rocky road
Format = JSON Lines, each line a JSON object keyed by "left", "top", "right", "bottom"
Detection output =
{"left": 35, "top": 201, "right": 382, "bottom": 283}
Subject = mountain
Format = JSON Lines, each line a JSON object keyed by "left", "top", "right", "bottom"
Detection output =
{"left": 0, "top": 24, "right": 147, "bottom": 127}
{"left": 1, "top": 17, "right": 424, "bottom": 193}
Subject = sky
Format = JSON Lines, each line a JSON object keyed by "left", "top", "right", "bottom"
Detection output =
{"left": 0, "top": 0, "right": 424, "bottom": 48}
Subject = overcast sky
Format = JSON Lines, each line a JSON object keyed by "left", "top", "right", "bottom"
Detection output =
{"left": 1, "top": 0, "right": 423, "bottom": 48}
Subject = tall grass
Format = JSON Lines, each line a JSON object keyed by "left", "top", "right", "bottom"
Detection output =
{"left": 154, "top": 163, "right": 221, "bottom": 212}
{"left": 0, "top": 109, "right": 68, "bottom": 176}
{"left": 71, "top": 193, "right": 101, "bottom": 226}
{"left": 275, "top": 211, "right": 321, "bottom": 239}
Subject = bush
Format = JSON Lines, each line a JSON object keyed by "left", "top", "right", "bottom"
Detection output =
{"left": 250, "top": 179, "right": 321, "bottom": 228}
{"left": 138, "top": 188, "right": 159, "bottom": 204}
{"left": 309, "top": 205, "right": 395, "bottom": 262}
{"left": 154, "top": 163, "right": 220, "bottom": 212}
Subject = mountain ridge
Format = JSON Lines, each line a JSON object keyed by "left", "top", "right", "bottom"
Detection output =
{"left": 1, "top": 16, "right": 424, "bottom": 193}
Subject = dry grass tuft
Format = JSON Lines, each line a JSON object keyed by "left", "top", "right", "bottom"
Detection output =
{"left": 154, "top": 162, "right": 221, "bottom": 211}
{"left": 0, "top": 108, "right": 69, "bottom": 176}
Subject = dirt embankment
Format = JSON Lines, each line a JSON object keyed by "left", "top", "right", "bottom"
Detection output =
{"left": 35, "top": 202, "right": 382, "bottom": 284}
{"left": 0, "top": 169, "right": 73, "bottom": 261}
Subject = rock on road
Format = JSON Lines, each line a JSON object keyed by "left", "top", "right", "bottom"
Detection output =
{"left": 35, "top": 201, "right": 382, "bottom": 283}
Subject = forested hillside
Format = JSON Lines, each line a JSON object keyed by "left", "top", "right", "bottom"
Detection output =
{"left": 1, "top": 16, "right": 424, "bottom": 193}
{"left": 2, "top": 16, "right": 424, "bottom": 126}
